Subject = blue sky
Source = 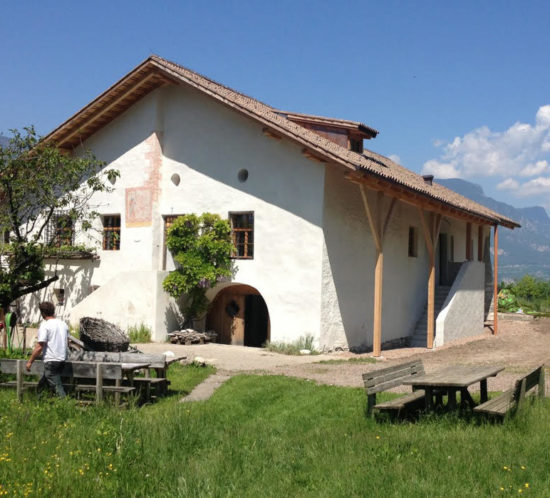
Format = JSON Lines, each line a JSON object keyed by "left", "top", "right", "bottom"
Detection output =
{"left": 2, "top": 1, "right": 550, "bottom": 211}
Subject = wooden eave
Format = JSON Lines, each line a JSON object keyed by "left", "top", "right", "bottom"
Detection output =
{"left": 43, "top": 62, "right": 176, "bottom": 150}
{"left": 345, "top": 170, "right": 519, "bottom": 229}
{"left": 279, "top": 112, "right": 378, "bottom": 139}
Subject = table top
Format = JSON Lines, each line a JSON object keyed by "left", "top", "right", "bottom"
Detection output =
{"left": 402, "top": 365, "right": 505, "bottom": 388}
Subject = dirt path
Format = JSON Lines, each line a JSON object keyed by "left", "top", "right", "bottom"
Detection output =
{"left": 138, "top": 315, "right": 550, "bottom": 394}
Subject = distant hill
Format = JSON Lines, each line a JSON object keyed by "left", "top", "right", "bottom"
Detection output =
{"left": 438, "top": 178, "right": 550, "bottom": 281}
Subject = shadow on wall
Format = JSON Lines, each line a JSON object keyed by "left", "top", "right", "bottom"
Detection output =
{"left": 160, "top": 85, "right": 324, "bottom": 228}
{"left": 17, "top": 259, "right": 99, "bottom": 324}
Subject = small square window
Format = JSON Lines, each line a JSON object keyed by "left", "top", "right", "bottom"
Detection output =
{"left": 102, "top": 215, "right": 121, "bottom": 250}
{"left": 49, "top": 214, "right": 74, "bottom": 247}
{"left": 408, "top": 227, "right": 418, "bottom": 258}
{"left": 230, "top": 212, "right": 254, "bottom": 259}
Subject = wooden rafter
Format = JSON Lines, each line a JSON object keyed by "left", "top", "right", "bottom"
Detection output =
{"left": 346, "top": 171, "right": 508, "bottom": 229}
{"left": 57, "top": 72, "right": 160, "bottom": 147}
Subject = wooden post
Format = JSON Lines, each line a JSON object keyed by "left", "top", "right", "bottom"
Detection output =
{"left": 477, "top": 225, "right": 483, "bottom": 261}
{"left": 16, "top": 359, "right": 24, "bottom": 402}
{"left": 96, "top": 363, "right": 103, "bottom": 404}
{"left": 466, "top": 222, "right": 472, "bottom": 260}
{"left": 418, "top": 209, "right": 442, "bottom": 349}
{"left": 493, "top": 224, "right": 499, "bottom": 335}
{"left": 360, "top": 187, "right": 385, "bottom": 357}
{"left": 373, "top": 250, "right": 383, "bottom": 356}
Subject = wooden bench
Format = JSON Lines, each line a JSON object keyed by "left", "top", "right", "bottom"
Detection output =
{"left": 0, "top": 359, "right": 135, "bottom": 405}
{"left": 363, "top": 360, "right": 427, "bottom": 417}
{"left": 68, "top": 351, "right": 186, "bottom": 397}
{"left": 474, "top": 365, "right": 546, "bottom": 419}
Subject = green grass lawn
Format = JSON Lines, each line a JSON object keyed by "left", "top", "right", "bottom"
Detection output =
{"left": 0, "top": 365, "right": 549, "bottom": 497}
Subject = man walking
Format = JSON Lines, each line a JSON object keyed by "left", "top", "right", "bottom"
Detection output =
{"left": 26, "top": 301, "right": 68, "bottom": 398}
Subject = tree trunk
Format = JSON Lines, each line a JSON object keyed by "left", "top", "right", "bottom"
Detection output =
{"left": 0, "top": 307, "right": 5, "bottom": 350}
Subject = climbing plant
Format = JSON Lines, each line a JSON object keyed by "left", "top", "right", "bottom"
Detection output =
{"left": 162, "top": 213, "right": 233, "bottom": 322}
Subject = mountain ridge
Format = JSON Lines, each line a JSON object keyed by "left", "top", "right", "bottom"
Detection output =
{"left": 438, "top": 178, "right": 550, "bottom": 280}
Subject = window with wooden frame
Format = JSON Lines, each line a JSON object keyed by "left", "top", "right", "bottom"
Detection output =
{"left": 408, "top": 226, "right": 418, "bottom": 258}
{"left": 49, "top": 213, "right": 74, "bottom": 247}
{"left": 230, "top": 212, "right": 254, "bottom": 259}
{"left": 102, "top": 215, "right": 121, "bottom": 250}
{"left": 1, "top": 230, "right": 9, "bottom": 245}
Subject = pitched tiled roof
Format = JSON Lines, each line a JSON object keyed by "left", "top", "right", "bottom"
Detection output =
{"left": 275, "top": 110, "right": 378, "bottom": 139}
{"left": 44, "top": 55, "right": 519, "bottom": 229}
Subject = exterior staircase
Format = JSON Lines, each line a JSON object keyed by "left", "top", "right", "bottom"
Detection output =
{"left": 409, "top": 286, "right": 451, "bottom": 347}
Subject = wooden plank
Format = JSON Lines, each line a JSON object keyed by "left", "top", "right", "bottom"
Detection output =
{"left": 374, "top": 390, "right": 425, "bottom": 410}
{"left": 363, "top": 364, "right": 423, "bottom": 387}
{"left": 474, "top": 390, "right": 514, "bottom": 415}
{"left": 68, "top": 351, "right": 170, "bottom": 369}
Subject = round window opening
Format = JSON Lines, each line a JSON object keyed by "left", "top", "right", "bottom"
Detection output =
{"left": 238, "top": 169, "right": 249, "bottom": 183}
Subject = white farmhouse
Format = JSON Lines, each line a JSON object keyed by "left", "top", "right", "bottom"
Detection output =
{"left": 23, "top": 56, "right": 518, "bottom": 354}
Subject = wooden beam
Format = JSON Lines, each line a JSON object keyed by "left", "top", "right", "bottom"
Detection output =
{"left": 478, "top": 225, "right": 484, "bottom": 261}
{"left": 58, "top": 72, "right": 159, "bottom": 147}
{"left": 360, "top": 186, "right": 381, "bottom": 251}
{"left": 382, "top": 198, "right": 397, "bottom": 238}
{"left": 262, "top": 127, "right": 282, "bottom": 140}
{"left": 418, "top": 209, "right": 441, "bottom": 349}
{"left": 301, "top": 148, "right": 327, "bottom": 163}
{"left": 493, "top": 224, "right": 499, "bottom": 335}
{"left": 373, "top": 250, "right": 383, "bottom": 357}
{"left": 346, "top": 171, "right": 496, "bottom": 228}
{"left": 359, "top": 186, "right": 395, "bottom": 357}
{"left": 466, "top": 223, "right": 472, "bottom": 260}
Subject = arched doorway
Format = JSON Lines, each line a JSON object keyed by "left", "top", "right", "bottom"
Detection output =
{"left": 206, "top": 284, "right": 270, "bottom": 347}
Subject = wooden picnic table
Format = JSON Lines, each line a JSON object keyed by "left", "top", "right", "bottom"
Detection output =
{"left": 402, "top": 365, "right": 505, "bottom": 411}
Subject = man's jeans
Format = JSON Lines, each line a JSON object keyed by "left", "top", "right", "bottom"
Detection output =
{"left": 37, "top": 361, "right": 66, "bottom": 398}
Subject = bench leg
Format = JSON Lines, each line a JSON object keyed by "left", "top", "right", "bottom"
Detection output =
{"left": 480, "top": 379, "right": 488, "bottom": 403}
{"left": 447, "top": 389, "right": 457, "bottom": 410}
{"left": 367, "top": 394, "right": 376, "bottom": 415}
{"left": 425, "top": 387, "right": 433, "bottom": 411}
{"left": 115, "top": 379, "right": 121, "bottom": 407}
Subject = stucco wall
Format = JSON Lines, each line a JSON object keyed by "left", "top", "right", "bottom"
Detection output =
{"left": 435, "top": 261, "right": 485, "bottom": 346}
{"left": 27, "top": 84, "right": 326, "bottom": 343}
{"left": 321, "top": 166, "right": 430, "bottom": 351}
{"left": 68, "top": 270, "right": 181, "bottom": 341}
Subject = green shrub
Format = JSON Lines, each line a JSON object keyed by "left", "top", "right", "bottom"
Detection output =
{"left": 264, "top": 334, "right": 318, "bottom": 355}
{"left": 127, "top": 323, "right": 152, "bottom": 343}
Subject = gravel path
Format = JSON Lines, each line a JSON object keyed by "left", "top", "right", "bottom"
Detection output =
{"left": 137, "top": 315, "right": 550, "bottom": 396}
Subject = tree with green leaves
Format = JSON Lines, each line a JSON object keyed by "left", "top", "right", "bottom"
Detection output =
{"left": 0, "top": 126, "right": 118, "bottom": 320}
{"left": 162, "top": 213, "right": 233, "bottom": 324}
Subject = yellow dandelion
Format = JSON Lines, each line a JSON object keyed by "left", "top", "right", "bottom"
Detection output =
{"left": 525, "top": 483, "right": 529, "bottom": 488}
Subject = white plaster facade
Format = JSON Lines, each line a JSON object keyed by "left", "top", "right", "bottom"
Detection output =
{"left": 19, "top": 70, "right": 498, "bottom": 350}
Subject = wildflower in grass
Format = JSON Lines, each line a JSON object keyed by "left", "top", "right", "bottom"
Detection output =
{"left": 525, "top": 483, "right": 529, "bottom": 488}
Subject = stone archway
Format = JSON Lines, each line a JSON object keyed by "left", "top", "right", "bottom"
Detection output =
{"left": 206, "top": 284, "right": 270, "bottom": 347}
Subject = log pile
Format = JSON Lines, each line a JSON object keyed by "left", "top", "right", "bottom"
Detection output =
{"left": 168, "top": 329, "right": 217, "bottom": 345}
{"left": 79, "top": 317, "right": 130, "bottom": 352}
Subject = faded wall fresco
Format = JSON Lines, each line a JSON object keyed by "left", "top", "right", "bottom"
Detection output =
{"left": 125, "top": 186, "right": 152, "bottom": 227}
